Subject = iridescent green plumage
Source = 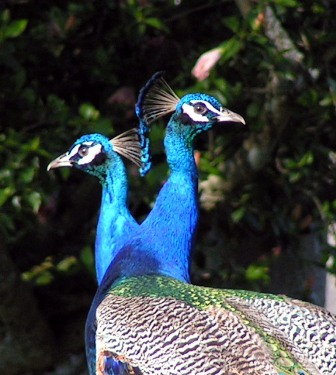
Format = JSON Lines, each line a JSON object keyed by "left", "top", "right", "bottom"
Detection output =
{"left": 96, "top": 276, "right": 335, "bottom": 375}
{"left": 93, "top": 75, "right": 335, "bottom": 375}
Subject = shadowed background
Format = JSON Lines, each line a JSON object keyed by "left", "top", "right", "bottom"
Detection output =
{"left": 1, "top": 1, "right": 336, "bottom": 374}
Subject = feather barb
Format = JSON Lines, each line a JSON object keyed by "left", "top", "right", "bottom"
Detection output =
{"left": 110, "top": 129, "right": 142, "bottom": 168}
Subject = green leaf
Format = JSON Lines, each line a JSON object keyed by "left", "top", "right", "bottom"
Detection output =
{"left": 219, "top": 37, "right": 242, "bottom": 63}
{"left": 245, "top": 264, "right": 270, "bottom": 283}
{"left": 0, "top": 186, "right": 14, "bottom": 206}
{"left": 319, "top": 96, "right": 333, "bottom": 107}
{"left": 56, "top": 256, "right": 78, "bottom": 273}
{"left": 35, "top": 271, "right": 54, "bottom": 285}
{"left": 311, "top": 3, "right": 326, "bottom": 14}
{"left": 19, "top": 167, "right": 35, "bottom": 184}
{"left": 297, "top": 151, "right": 313, "bottom": 167}
{"left": 26, "top": 191, "right": 42, "bottom": 213}
{"left": 274, "top": 0, "right": 298, "bottom": 7}
{"left": 231, "top": 207, "right": 246, "bottom": 223}
{"left": 4, "top": 19, "right": 28, "bottom": 38}
{"left": 79, "top": 103, "right": 100, "bottom": 121}
{"left": 30, "top": 137, "right": 40, "bottom": 151}
{"left": 144, "top": 17, "right": 167, "bottom": 32}
{"left": 289, "top": 171, "right": 301, "bottom": 183}
{"left": 1, "top": 9, "right": 10, "bottom": 23}
{"left": 80, "top": 245, "right": 95, "bottom": 275}
{"left": 222, "top": 16, "right": 240, "bottom": 33}
{"left": 21, "top": 257, "right": 54, "bottom": 285}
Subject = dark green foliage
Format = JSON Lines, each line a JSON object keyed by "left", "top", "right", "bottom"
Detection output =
{"left": 1, "top": 1, "right": 336, "bottom": 374}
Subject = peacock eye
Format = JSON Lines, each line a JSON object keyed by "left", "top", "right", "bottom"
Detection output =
{"left": 193, "top": 103, "right": 207, "bottom": 115}
{"left": 78, "top": 145, "right": 89, "bottom": 157}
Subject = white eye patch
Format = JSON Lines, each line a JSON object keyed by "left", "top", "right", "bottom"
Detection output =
{"left": 182, "top": 100, "right": 222, "bottom": 122}
{"left": 190, "top": 100, "right": 222, "bottom": 115}
{"left": 69, "top": 142, "right": 103, "bottom": 165}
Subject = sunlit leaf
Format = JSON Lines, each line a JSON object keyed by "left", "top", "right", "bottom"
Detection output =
{"left": 289, "top": 171, "right": 301, "bottom": 183}
{"left": 144, "top": 17, "right": 167, "bottom": 32}
{"left": 0, "top": 186, "right": 14, "bottom": 206}
{"left": 4, "top": 19, "right": 28, "bottom": 38}
{"left": 30, "top": 137, "right": 40, "bottom": 151}
{"left": 297, "top": 152, "right": 313, "bottom": 167}
{"left": 219, "top": 37, "right": 242, "bottom": 63}
{"left": 245, "top": 264, "right": 270, "bottom": 283}
{"left": 57, "top": 256, "right": 78, "bottom": 272}
{"left": 26, "top": 191, "right": 42, "bottom": 213}
{"left": 35, "top": 271, "right": 54, "bottom": 285}
{"left": 79, "top": 103, "right": 100, "bottom": 121}
{"left": 19, "top": 167, "right": 35, "bottom": 183}
{"left": 231, "top": 207, "right": 246, "bottom": 223}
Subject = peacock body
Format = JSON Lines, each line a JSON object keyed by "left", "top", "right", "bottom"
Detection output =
{"left": 91, "top": 74, "right": 336, "bottom": 375}
{"left": 96, "top": 275, "right": 336, "bottom": 375}
{"left": 84, "top": 74, "right": 245, "bottom": 375}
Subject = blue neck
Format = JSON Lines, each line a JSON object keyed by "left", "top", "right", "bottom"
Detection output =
{"left": 99, "top": 120, "right": 199, "bottom": 288}
{"left": 164, "top": 119, "right": 196, "bottom": 174}
{"left": 85, "top": 123, "right": 199, "bottom": 375}
{"left": 95, "top": 160, "right": 138, "bottom": 284}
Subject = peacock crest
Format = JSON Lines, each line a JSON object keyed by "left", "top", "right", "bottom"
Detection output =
{"left": 110, "top": 128, "right": 143, "bottom": 168}
{"left": 136, "top": 71, "right": 180, "bottom": 125}
{"left": 135, "top": 71, "right": 180, "bottom": 176}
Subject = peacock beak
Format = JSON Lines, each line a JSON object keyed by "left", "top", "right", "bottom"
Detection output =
{"left": 47, "top": 153, "right": 73, "bottom": 171}
{"left": 217, "top": 109, "right": 245, "bottom": 125}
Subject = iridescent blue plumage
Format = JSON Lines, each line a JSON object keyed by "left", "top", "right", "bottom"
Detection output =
{"left": 134, "top": 72, "right": 163, "bottom": 176}
{"left": 48, "top": 130, "right": 146, "bottom": 375}
{"left": 101, "top": 84, "right": 245, "bottom": 285}
{"left": 50, "top": 76, "right": 336, "bottom": 375}
{"left": 92, "top": 76, "right": 335, "bottom": 375}
{"left": 48, "top": 131, "right": 144, "bottom": 285}
{"left": 87, "top": 73, "right": 246, "bottom": 374}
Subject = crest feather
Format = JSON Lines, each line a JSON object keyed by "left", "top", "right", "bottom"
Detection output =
{"left": 137, "top": 71, "right": 180, "bottom": 125}
{"left": 135, "top": 72, "right": 180, "bottom": 176}
{"left": 110, "top": 129, "right": 142, "bottom": 168}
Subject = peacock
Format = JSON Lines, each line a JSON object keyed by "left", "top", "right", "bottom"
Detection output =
{"left": 48, "top": 129, "right": 149, "bottom": 286}
{"left": 92, "top": 73, "right": 336, "bottom": 375}
{"left": 48, "top": 129, "right": 150, "bottom": 374}
{"left": 82, "top": 73, "right": 245, "bottom": 375}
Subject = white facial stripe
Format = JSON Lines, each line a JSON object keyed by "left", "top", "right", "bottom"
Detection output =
{"left": 182, "top": 103, "right": 209, "bottom": 122}
{"left": 190, "top": 100, "right": 223, "bottom": 116}
{"left": 77, "top": 143, "right": 103, "bottom": 165}
{"left": 68, "top": 144, "right": 80, "bottom": 158}
{"left": 68, "top": 142, "right": 102, "bottom": 165}
{"left": 68, "top": 142, "right": 93, "bottom": 158}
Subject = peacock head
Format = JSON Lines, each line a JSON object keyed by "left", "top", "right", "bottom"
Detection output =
{"left": 47, "top": 130, "right": 142, "bottom": 183}
{"left": 172, "top": 92, "right": 245, "bottom": 138}
{"left": 136, "top": 72, "right": 245, "bottom": 144}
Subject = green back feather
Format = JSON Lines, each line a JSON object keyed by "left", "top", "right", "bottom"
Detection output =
{"left": 96, "top": 275, "right": 331, "bottom": 375}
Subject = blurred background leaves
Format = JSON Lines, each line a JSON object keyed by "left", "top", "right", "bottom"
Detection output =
{"left": 1, "top": 0, "right": 336, "bottom": 373}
